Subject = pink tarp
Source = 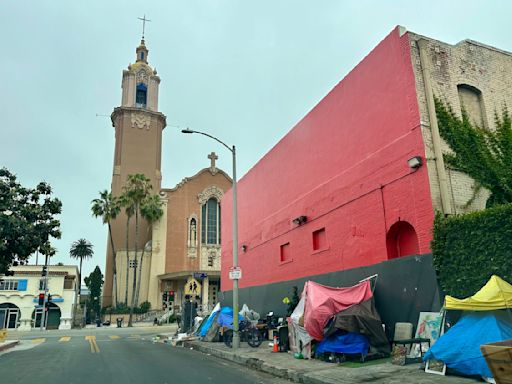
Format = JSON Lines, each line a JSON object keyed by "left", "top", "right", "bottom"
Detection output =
{"left": 304, "top": 280, "right": 373, "bottom": 340}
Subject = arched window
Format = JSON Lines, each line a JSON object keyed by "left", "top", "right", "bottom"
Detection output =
{"left": 136, "top": 83, "right": 147, "bottom": 108}
{"left": 386, "top": 221, "right": 419, "bottom": 259}
{"left": 457, "top": 84, "right": 486, "bottom": 128}
{"left": 201, "top": 197, "right": 221, "bottom": 245}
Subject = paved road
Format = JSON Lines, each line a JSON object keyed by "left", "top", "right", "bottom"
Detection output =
{"left": 0, "top": 327, "right": 288, "bottom": 384}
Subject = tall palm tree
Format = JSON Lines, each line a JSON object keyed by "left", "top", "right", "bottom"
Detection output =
{"left": 118, "top": 193, "right": 134, "bottom": 306}
{"left": 91, "top": 190, "right": 120, "bottom": 307}
{"left": 69, "top": 239, "right": 94, "bottom": 288}
{"left": 70, "top": 239, "right": 94, "bottom": 327}
{"left": 134, "top": 194, "right": 164, "bottom": 308}
{"left": 120, "top": 174, "right": 153, "bottom": 326}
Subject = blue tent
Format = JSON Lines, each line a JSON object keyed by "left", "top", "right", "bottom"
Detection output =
{"left": 423, "top": 311, "right": 512, "bottom": 378}
{"left": 198, "top": 306, "right": 220, "bottom": 337}
{"left": 316, "top": 331, "right": 370, "bottom": 355}
{"left": 217, "top": 306, "right": 244, "bottom": 330}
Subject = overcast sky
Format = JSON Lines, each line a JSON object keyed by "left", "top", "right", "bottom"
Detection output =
{"left": 2, "top": 1, "right": 511, "bottom": 283}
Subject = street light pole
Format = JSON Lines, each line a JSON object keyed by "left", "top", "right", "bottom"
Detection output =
{"left": 181, "top": 128, "right": 240, "bottom": 350}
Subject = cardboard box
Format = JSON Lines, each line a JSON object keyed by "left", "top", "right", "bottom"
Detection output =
{"left": 481, "top": 339, "right": 512, "bottom": 384}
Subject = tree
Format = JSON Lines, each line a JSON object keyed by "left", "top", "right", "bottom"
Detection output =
{"left": 84, "top": 266, "right": 104, "bottom": 320}
{"left": 435, "top": 98, "right": 512, "bottom": 207}
{"left": 91, "top": 190, "right": 120, "bottom": 306}
{"left": 118, "top": 192, "right": 134, "bottom": 306}
{"left": 119, "top": 174, "right": 153, "bottom": 327}
{"left": 0, "top": 168, "right": 62, "bottom": 273}
{"left": 69, "top": 239, "right": 94, "bottom": 288}
{"left": 134, "top": 193, "right": 164, "bottom": 308}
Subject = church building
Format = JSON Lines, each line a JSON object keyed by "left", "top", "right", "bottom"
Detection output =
{"left": 102, "top": 36, "right": 231, "bottom": 313}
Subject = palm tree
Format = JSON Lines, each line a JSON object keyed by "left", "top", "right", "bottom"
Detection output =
{"left": 120, "top": 174, "right": 153, "bottom": 326}
{"left": 70, "top": 239, "right": 94, "bottom": 327}
{"left": 91, "top": 190, "right": 120, "bottom": 307}
{"left": 69, "top": 239, "right": 94, "bottom": 288}
{"left": 134, "top": 194, "right": 164, "bottom": 308}
{"left": 118, "top": 193, "right": 134, "bottom": 306}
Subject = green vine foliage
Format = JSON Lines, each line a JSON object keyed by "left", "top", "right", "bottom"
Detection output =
{"left": 431, "top": 204, "right": 512, "bottom": 298}
{"left": 434, "top": 97, "right": 512, "bottom": 207}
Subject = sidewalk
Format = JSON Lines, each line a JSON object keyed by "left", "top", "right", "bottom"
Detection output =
{"left": 0, "top": 340, "right": 19, "bottom": 352}
{"left": 180, "top": 339, "right": 478, "bottom": 384}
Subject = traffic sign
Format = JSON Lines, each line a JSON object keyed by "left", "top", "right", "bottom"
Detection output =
{"left": 229, "top": 267, "right": 242, "bottom": 280}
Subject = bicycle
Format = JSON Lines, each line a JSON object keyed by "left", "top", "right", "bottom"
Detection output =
{"left": 223, "top": 320, "right": 263, "bottom": 348}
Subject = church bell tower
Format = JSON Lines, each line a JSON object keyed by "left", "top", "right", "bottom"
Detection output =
{"left": 103, "top": 36, "right": 167, "bottom": 306}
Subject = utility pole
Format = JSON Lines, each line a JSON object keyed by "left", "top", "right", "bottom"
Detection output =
{"left": 40, "top": 255, "right": 49, "bottom": 331}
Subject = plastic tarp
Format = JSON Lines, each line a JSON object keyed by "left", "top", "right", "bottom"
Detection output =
{"left": 304, "top": 280, "right": 373, "bottom": 340}
{"left": 199, "top": 302, "right": 220, "bottom": 337}
{"left": 423, "top": 311, "right": 512, "bottom": 377}
{"left": 445, "top": 275, "right": 512, "bottom": 311}
{"left": 325, "top": 298, "right": 391, "bottom": 354}
{"left": 316, "top": 331, "right": 370, "bottom": 355}
{"left": 216, "top": 306, "right": 244, "bottom": 329}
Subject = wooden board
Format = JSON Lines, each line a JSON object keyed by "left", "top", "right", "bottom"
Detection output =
{"left": 481, "top": 340, "right": 512, "bottom": 384}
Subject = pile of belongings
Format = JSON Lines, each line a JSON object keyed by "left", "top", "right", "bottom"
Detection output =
{"left": 197, "top": 304, "right": 259, "bottom": 342}
{"left": 289, "top": 280, "right": 390, "bottom": 360}
{"left": 424, "top": 275, "right": 512, "bottom": 380}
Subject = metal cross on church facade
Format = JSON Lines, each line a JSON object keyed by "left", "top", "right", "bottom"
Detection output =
{"left": 138, "top": 15, "right": 151, "bottom": 39}
{"left": 208, "top": 152, "right": 218, "bottom": 168}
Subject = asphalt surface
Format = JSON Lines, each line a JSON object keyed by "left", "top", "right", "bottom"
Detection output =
{"left": 0, "top": 327, "right": 289, "bottom": 384}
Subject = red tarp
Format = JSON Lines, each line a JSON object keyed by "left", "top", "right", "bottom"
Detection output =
{"left": 304, "top": 280, "right": 373, "bottom": 340}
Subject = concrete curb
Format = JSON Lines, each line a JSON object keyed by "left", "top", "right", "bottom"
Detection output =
{"left": 184, "top": 341, "right": 310, "bottom": 383}
{"left": 0, "top": 340, "right": 19, "bottom": 352}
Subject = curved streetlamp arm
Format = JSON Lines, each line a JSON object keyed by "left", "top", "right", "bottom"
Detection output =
{"left": 181, "top": 129, "right": 233, "bottom": 153}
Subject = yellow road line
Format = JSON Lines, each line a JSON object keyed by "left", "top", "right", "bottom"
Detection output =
{"left": 59, "top": 336, "right": 71, "bottom": 342}
{"left": 85, "top": 335, "right": 100, "bottom": 353}
{"left": 109, "top": 335, "right": 120, "bottom": 340}
{"left": 32, "top": 338, "right": 46, "bottom": 344}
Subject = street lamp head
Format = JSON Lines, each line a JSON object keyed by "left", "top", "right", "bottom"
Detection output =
{"left": 181, "top": 128, "right": 193, "bottom": 134}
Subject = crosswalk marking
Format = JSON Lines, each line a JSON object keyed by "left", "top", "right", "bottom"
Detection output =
{"left": 109, "top": 335, "right": 120, "bottom": 340}
{"left": 127, "top": 334, "right": 141, "bottom": 339}
{"left": 59, "top": 336, "right": 71, "bottom": 342}
{"left": 32, "top": 338, "right": 46, "bottom": 344}
{"left": 85, "top": 336, "right": 100, "bottom": 353}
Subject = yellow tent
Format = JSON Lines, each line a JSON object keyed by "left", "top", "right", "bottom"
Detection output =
{"left": 445, "top": 275, "right": 512, "bottom": 311}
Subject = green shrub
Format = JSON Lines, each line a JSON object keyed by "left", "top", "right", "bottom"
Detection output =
{"left": 431, "top": 204, "right": 512, "bottom": 298}
{"left": 139, "top": 301, "right": 151, "bottom": 313}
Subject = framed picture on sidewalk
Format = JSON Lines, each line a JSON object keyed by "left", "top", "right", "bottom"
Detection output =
{"left": 425, "top": 358, "right": 446, "bottom": 375}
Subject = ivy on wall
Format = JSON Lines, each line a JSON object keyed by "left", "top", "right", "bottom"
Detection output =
{"left": 431, "top": 204, "right": 512, "bottom": 298}
{"left": 434, "top": 97, "right": 512, "bottom": 207}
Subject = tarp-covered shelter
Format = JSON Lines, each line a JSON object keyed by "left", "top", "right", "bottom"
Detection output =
{"left": 325, "top": 298, "right": 391, "bottom": 354}
{"left": 303, "top": 280, "right": 373, "bottom": 341}
{"left": 199, "top": 303, "right": 220, "bottom": 338}
{"left": 289, "top": 280, "right": 388, "bottom": 358}
{"left": 424, "top": 275, "right": 512, "bottom": 379}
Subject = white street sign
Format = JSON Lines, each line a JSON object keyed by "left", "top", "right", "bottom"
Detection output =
{"left": 229, "top": 267, "right": 242, "bottom": 280}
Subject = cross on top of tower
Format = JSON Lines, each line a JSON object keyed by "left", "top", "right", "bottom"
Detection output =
{"left": 208, "top": 152, "right": 218, "bottom": 169}
{"left": 138, "top": 15, "right": 151, "bottom": 39}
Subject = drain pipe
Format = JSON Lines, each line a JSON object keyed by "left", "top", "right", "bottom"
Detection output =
{"left": 417, "top": 38, "right": 453, "bottom": 215}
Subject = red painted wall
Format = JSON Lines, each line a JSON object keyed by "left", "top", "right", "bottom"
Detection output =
{"left": 221, "top": 27, "right": 434, "bottom": 291}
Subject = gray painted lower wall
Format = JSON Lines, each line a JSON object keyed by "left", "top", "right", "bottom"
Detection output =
{"left": 220, "top": 253, "right": 441, "bottom": 339}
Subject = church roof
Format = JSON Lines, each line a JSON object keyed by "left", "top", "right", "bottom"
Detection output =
{"left": 164, "top": 166, "right": 232, "bottom": 193}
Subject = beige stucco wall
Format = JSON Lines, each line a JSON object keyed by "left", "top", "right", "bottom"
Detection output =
{"left": 1, "top": 265, "right": 78, "bottom": 330}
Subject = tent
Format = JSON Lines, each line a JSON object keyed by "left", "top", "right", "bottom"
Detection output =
{"left": 424, "top": 275, "right": 512, "bottom": 379}
{"left": 316, "top": 332, "right": 370, "bottom": 356}
{"left": 198, "top": 303, "right": 220, "bottom": 338}
{"left": 445, "top": 275, "right": 512, "bottom": 311}
{"left": 325, "top": 298, "right": 391, "bottom": 354}
{"left": 303, "top": 280, "right": 373, "bottom": 341}
{"left": 289, "top": 280, "right": 386, "bottom": 358}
